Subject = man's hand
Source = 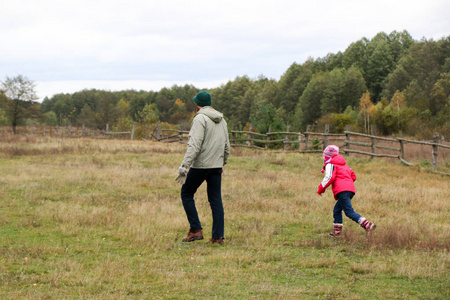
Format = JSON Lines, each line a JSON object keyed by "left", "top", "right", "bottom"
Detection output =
{"left": 175, "top": 166, "right": 188, "bottom": 185}
{"left": 178, "top": 166, "right": 187, "bottom": 176}
{"left": 175, "top": 174, "right": 186, "bottom": 185}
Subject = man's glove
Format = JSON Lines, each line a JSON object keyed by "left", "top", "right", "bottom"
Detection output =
{"left": 175, "top": 166, "right": 188, "bottom": 185}
{"left": 178, "top": 166, "right": 187, "bottom": 176}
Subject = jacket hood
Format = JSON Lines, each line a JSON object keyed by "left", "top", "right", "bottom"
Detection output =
{"left": 197, "top": 107, "right": 223, "bottom": 123}
{"left": 330, "top": 154, "right": 347, "bottom": 166}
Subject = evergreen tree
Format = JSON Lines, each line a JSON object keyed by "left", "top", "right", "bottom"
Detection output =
{"left": 296, "top": 72, "right": 330, "bottom": 129}
{"left": 342, "top": 38, "right": 369, "bottom": 72}
{"left": 366, "top": 38, "right": 394, "bottom": 102}
{"left": 275, "top": 62, "right": 304, "bottom": 112}
{"left": 384, "top": 36, "right": 450, "bottom": 113}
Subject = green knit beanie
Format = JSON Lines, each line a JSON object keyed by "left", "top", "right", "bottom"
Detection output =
{"left": 193, "top": 91, "right": 212, "bottom": 107}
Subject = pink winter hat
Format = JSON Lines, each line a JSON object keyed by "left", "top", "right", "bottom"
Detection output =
{"left": 323, "top": 145, "right": 339, "bottom": 160}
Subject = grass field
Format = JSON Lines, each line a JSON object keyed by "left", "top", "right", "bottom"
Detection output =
{"left": 0, "top": 136, "right": 449, "bottom": 299}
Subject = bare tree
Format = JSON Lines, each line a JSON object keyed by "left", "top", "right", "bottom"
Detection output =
{"left": 1, "top": 75, "right": 38, "bottom": 134}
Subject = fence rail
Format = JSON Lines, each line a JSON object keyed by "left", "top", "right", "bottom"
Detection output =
{"left": 1, "top": 124, "right": 448, "bottom": 176}
{"left": 154, "top": 124, "right": 449, "bottom": 176}
{"left": 40, "top": 124, "right": 136, "bottom": 140}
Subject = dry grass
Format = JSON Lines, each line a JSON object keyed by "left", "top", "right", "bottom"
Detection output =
{"left": 0, "top": 136, "right": 449, "bottom": 299}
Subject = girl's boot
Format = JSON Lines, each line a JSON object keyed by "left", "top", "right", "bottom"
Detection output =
{"left": 359, "top": 218, "right": 376, "bottom": 232}
{"left": 329, "top": 223, "right": 343, "bottom": 237}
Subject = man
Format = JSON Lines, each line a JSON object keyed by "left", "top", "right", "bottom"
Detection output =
{"left": 176, "top": 91, "right": 230, "bottom": 245}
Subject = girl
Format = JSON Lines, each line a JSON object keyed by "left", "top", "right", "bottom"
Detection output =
{"left": 317, "top": 145, "right": 376, "bottom": 237}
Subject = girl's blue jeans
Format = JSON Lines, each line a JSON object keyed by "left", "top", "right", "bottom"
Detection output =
{"left": 333, "top": 191, "right": 361, "bottom": 224}
{"left": 181, "top": 168, "right": 224, "bottom": 239}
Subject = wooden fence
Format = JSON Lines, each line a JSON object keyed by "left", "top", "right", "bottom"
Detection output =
{"left": 2, "top": 124, "right": 136, "bottom": 140}
{"left": 155, "top": 124, "right": 449, "bottom": 176}
{"left": 2, "top": 124, "right": 448, "bottom": 175}
{"left": 26, "top": 124, "right": 136, "bottom": 140}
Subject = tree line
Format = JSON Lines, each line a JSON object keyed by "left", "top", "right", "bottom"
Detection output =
{"left": 1, "top": 30, "right": 449, "bottom": 139}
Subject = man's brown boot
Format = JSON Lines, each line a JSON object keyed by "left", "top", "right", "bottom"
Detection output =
{"left": 207, "top": 238, "right": 224, "bottom": 245}
{"left": 182, "top": 229, "right": 203, "bottom": 242}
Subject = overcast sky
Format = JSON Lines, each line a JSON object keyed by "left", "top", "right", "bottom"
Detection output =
{"left": 1, "top": 0, "right": 449, "bottom": 101}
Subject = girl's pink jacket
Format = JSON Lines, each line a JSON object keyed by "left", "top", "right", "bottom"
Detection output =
{"left": 317, "top": 154, "right": 356, "bottom": 199}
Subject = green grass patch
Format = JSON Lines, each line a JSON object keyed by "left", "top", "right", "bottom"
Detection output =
{"left": 0, "top": 138, "right": 449, "bottom": 299}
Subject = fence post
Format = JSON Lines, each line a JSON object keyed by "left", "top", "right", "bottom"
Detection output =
{"left": 432, "top": 133, "right": 439, "bottom": 171}
{"left": 323, "top": 124, "right": 329, "bottom": 149}
{"left": 399, "top": 139, "right": 405, "bottom": 160}
{"left": 265, "top": 126, "right": 271, "bottom": 150}
{"left": 131, "top": 125, "right": 135, "bottom": 140}
{"left": 304, "top": 125, "right": 311, "bottom": 150}
{"left": 370, "top": 125, "right": 377, "bottom": 158}
{"left": 43, "top": 126, "right": 46, "bottom": 137}
{"left": 178, "top": 129, "right": 183, "bottom": 142}
{"left": 82, "top": 124, "right": 86, "bottom": 137}
{"left": 56, "top": 125, "right": 59, "bottom": 137}
{"left": 156, "top": 124, "right": 161, "bottom": 141}
{"left": 284, "top": 125, "right": 290, "bottom": 152}
{"left": 345, "top": 125, "right": 351, "bottom": 156}
{"left": 247, "top": 123, "right": 253, "bottom": 147}
{"left": 297, "top": 133, "right": 302, "bottom": 151}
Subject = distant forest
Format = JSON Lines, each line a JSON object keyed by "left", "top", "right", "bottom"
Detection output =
{"left": 1, "top": 30, "right": 449, "bottom": 139}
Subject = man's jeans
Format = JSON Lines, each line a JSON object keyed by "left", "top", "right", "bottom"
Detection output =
{"left": 333, "top": 191, "right": 361, "bottom": 224}
{"left": 181, "top": 168, "right": 224, "bottom": 239}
